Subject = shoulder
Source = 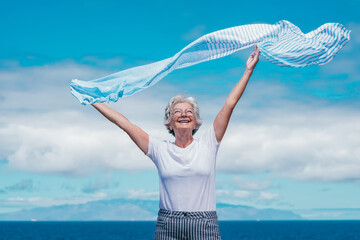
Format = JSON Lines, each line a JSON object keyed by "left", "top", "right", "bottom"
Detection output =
{"left": 199, "top": 124, "right": 220, "bottom": 147}
{"left": 147, "top": 136, "right": 169, "bottom": 154}
{"left": 148, "top": 136, "right": 168, "bottom": 149}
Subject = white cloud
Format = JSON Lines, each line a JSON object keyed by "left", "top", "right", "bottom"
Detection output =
{"left": 128, "top": 189, "right": 159, "bottom": 200}
{"left": 1, "top": 118, "right": 155, "bottom": 176}
{"left": 0, "top": 86, "right": 176, "bottom": 176}
{"left": 259, "top": 191, "right": 279, "bottom": 201}
{"left": 216, "top": 189, "right": 280, "bottom": 205}
{"left": 232, "top": 176, "right": 271, "bottom": 191}
{"left": 1, "top": 60, "right": 359, "bottom": 184}
{"left": 216, "top": 105, "right": 360, "bottom": 182}
{"left": 233, "top": 190, "right": 252, "bottom": 199}
{"left": 1, "top": 192, "right": 107, "bottom": 208}
{"left": 0, "top": 61, "right": 113, "bottom": 113}
{"left": 0, "top": 61, "right": 110, "bottom": 90}
{"left": 0, "top": 61, "right": 178, "bottom": 175}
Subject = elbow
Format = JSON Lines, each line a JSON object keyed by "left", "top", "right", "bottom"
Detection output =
{"left": 224, "top": 100, "right": 236, "bottom": 112}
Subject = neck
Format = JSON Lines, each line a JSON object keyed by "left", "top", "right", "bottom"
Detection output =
{"left": 174, "top": 131, "right": 194, "bottom": 148}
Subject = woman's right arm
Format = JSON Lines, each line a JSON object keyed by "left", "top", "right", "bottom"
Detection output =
{"left": 92, "top": 102, "right": 149, "bottom": 154}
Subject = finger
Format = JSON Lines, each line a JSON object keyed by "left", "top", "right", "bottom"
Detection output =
{"left": 254, "top": 44, "right": 258, "bottom": 51}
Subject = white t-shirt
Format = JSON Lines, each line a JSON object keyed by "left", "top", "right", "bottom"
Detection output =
{"left": 147, "top": 125, "right": 220, "bottom": 211}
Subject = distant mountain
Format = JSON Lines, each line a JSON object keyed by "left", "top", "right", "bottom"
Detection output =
{"left": 216, "top": 203, "right": 302, "bottom": 220}
{"left": 0, "top": 199, "right": 302, "bottom": 221}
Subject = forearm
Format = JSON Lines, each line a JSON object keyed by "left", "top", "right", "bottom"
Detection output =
{"left": 224, "top": 69, "right": 253, "bottom": 110}
{"left": 214, "top": 45, "right": 259, "bottom": 142}
{"left": 92, "top": 102, "right": 149, "bottom": 154}
{"left": 213, "top": 69, "right": 253, "bottom": 142}
{"left": 92, "top": 102, "right": 130, "bottom": 128}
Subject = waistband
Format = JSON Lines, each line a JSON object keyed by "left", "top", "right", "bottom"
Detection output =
{"left": 158, "top": 209, "right": 218, "bottom": 219}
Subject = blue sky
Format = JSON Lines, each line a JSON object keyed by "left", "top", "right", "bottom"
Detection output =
{"left": 1, "top": 0, "right": 359, "bottom": 219}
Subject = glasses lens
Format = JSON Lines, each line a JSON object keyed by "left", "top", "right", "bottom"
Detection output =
{"left": 172, "top": 109, "right": 194, "bottom": 116}
{"left": 186, "top": 109, "right": 194, "bottom": 116}
{"left": 173, "top": 110, "right": 181, "bottom": 116}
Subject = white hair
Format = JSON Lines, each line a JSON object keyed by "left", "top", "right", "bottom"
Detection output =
{"left": 164, "top": 95, "right": 203, "bottom": 136}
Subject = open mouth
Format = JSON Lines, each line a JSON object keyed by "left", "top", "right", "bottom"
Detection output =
{"left": 178, "top": 119, "right": 190, "bottom": 123}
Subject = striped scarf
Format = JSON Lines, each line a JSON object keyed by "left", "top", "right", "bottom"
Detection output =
{"left": 70, "top": 20, "right": 350, "bottom": 105}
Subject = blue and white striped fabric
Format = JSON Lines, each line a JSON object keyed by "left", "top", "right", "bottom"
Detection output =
{"left": 154, "top": 209, "right": 221, "bottom": 239}
{"left": 70, "top": 20, "right": 350, "bottom": 105}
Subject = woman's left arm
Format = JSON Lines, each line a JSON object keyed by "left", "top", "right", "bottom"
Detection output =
{"left": 213, "top": 45, "right": 260, "bottom": 143}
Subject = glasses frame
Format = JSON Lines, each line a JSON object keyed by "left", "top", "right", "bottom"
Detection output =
{"left": 172, "top": 108, "right": 194, "bottom": 117}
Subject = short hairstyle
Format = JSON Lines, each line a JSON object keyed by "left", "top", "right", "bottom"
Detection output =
{"left": 164, "top": 95, "right": 203, "bottom": 136}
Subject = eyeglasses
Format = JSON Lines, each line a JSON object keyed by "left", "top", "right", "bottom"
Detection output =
{"left": 172, "top": 108, "right": 194, "bottom": 116}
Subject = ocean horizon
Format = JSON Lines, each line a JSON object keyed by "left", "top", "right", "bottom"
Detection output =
{"left": 1, "top": 220, "right": 360, "bottom": 240}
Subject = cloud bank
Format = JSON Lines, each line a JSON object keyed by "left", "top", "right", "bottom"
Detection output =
{"left": 1, "top": 59, "right": 359, "bottom": 183}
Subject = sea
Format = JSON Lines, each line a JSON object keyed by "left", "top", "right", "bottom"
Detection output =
{"left": 1, "top": 221, "right": 360, "bottom": 240}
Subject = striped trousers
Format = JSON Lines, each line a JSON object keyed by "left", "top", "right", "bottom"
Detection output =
{"left": 154, "top": 209, "right": 221, "bottom": 240}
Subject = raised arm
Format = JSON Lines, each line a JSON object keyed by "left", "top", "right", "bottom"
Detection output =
{"left": 92, "top": 102, "right": 149, "bottom": 154}
{"left": 213, "top": 45, "right": 260, "bottom": 143}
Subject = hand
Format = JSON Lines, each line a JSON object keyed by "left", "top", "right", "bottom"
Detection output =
{"left": 246, "top": 44, "right": 260, "bottom": 72}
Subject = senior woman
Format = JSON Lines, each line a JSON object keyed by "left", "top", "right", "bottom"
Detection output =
{"left": 92, "top": 45, "right": 260, "bottom": 239}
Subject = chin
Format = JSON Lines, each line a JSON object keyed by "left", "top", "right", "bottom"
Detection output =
{"left": 174, "top": 124, "right": 194, "bottom": 130}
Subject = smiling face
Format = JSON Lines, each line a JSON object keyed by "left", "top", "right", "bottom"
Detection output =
{"left": 169, "top": 102, "right": 197, "bottom": 136}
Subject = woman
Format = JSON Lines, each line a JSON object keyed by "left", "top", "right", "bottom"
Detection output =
{"left": 92, "top": 45, "right": 260, "bottom": 239}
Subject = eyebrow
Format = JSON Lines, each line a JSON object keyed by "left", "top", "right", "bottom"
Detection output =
{"left": 173, "top": 108, "right": 193, "bottom": 112}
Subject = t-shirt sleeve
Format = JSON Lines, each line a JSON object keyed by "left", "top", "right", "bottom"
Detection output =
{"left": 201, "top": 124, "right": 220, "bottom": 150}
{"left": 146, "top": 135, "right": 162, "bottom": 165}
